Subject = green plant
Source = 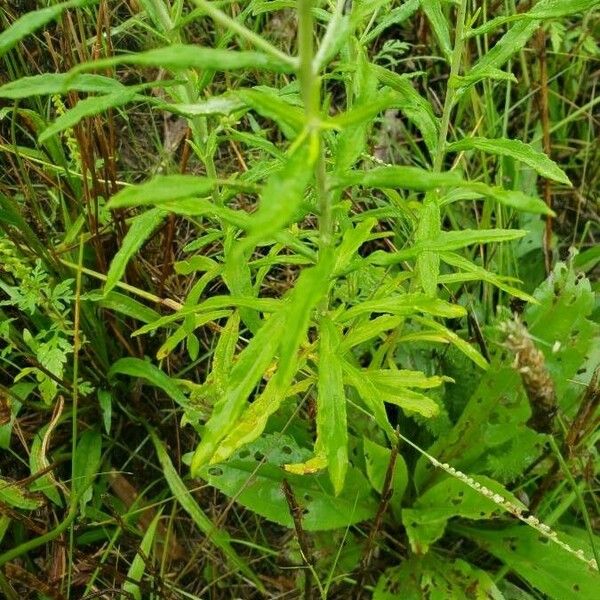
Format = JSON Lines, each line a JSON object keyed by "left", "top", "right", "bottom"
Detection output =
{"left": 0, "top": 1, "right": 598, "bottom": 598}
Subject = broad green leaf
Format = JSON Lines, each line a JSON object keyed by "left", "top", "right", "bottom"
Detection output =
{"left": 421, "top": 0, "right": 452, "bottom": 60}
{"left": 72, "top": 429, "right": 102, "bottom": 512}
{"left": 363, "top": 438, "right": 408, "bottom": 515}
{"left": 0, "top": 477, "right": 42, "bottom": 510}
{"left": 415, "top": 262, "right": 598, "bottom": 488}
{"left": 447, "top": 137, "right": 570, "bottom": 185}
{"left": 150, "top": 431, "right": 262, "bottom": 589}
{"left": 70, "top": 44, "right": 294, "bottom": 75}
{"left": 104, "top": 208, "right": 166, "bottom": 295}
{"left": 316, "top": 318, "right": 348, "bottom": 495}
{"left": 403, "top": 475, "right": 523, "bottom": 553}
{"left": 333, "top": 166, "right": 462, "bottom": 191}
{"left": 109, "top": 357, "right": 188, "bottom": 408}
{"left": 374, "top": 553, "right": 505, "bottom": 600}
{"left": 339, "top": 293, "right": 467, "bottom": 321}
{"left": 0, "top": 0, "right": 94, "bottom": 58}
{"left": 39, "top": 90, "right": 139, "bottom": 142}
{"left": 122, "top": 511, "right": 160, "bottom": 600}
{"left": 198, "top": 438, "right": 378, "bottom": 531}
{"left": 458, "top": 525, "right": 599, "bottom": 600}
{"left": 369, "top": 229, "right": 527, "bottom": 265}
{"left": 190, "top": 311, "right": 286, "bottom": 473}
{"left": 0, "top": 73, "right": 124, "bottom": 99}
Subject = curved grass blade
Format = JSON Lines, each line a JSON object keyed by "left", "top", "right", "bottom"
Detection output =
{"left": 150, "top": 431, "right": 263, "bottom": 591}
{"left": 104, "top": 208, "right": 166, "bottom": 295}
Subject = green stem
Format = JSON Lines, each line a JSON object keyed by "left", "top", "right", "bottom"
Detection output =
{"left": 433, "top": 0, "right": 468, "bottom": 173}
{"left": 298, "top": 0, "right": 331, "bottom": 252}
{"left": 194, "top": 0, "right": 296, "bottom": 68}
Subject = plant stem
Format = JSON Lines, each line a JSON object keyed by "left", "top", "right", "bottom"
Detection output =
{"left": 194, "top": 0, "right": 296, "bottom": 68}
{"left": 298, "top": 0, "right": 332, "bottom": 252}
{"left": 433, "top": 0, "right": 468, "bottom": 173}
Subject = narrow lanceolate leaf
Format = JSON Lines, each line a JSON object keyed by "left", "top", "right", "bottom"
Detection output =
{"left": 371, "top": 65, "right": 439, "bottom": 156}
{"left": 369, "top": 229, "right": 527, "bottom": 265}
{"left": 334, "top": 218, "right": 377, "bottom": 273}
{"left": 339, "top": 293, "right": 466, "bottom": 321}
{"left": 104, "top": 208, "right": 166, "bottom": 295}
{"left": 361, "top": 370, "right": 441, "bottom": 417}
{"left": 150, "top": 431, "right": 262, "bottom": 590}
{"left": 245, "top": 138, "right": 316, "bottom": 242}
{"left": 316, "top": 318, "right": 348, "bottom": 495}
{"left": 69, "top": 44, "right": 294, "bottom": 75}
{"left": 191, "top": 311, "right": 286, "bottom": 474}
{"left": 237, "top": 89, "right": 305, "bottom": 138}
{"left": 109, "top": 357, "right": 188, "bottom": 408}
{"left": 72, "top": 429, "right": 102, "bottom": 512}
{"left": 414, "top": 199, "right": 441, "bottom": 296}
{"left": 0, "top": 0, "right": 95, "bottom": 58}
{"left": 97, "top": 291, "right": 161, "bottom": 324}
{"left": 122, "top": 512, "right": 160, "bottom": 600}
{"left": 211, "top": 253, "right": 334, "bottom": 464}
{"left": 467, "top": 21, "right": 540, "bottom": 82}
{"left": 447, "top": 137, "right": 571, "bottom": 185}
{"left": 529, "top": 0, "right": 600, "bottom": 19}
{"left": 314, "top": 0, "right": 352, "bottom": 70}
{"left": 439, "top": 252, "right": 537, "bottom": 303}
{"left": 107, "top": 176, "right": 220, "bottom": 209}
{"left": 421, "top": 0, "right": 452, "bottom": 60}
{"left": 276, "top": 254, "right": 334, "bottom": 386}
{"left": 464, "top": 182, "right": 555, "bottom": 215}
{"left": 0, "top": 73, "right": 123, "bottom": 99}
{"left": 39, "top": 90, "right": 139, "bottom": 142}
{"left": 342, "top": 363, "right": 395, "bottom": 438}
{"left": 332, "top": 166, "right": 462, "bottom": 191}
